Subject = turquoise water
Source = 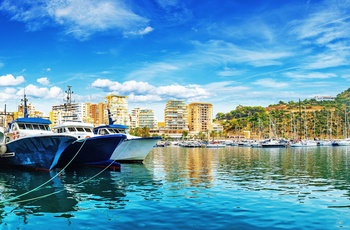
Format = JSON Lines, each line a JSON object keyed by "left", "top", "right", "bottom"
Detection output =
{"left": 0, "top": 146, "right": 349, "bottom": 229}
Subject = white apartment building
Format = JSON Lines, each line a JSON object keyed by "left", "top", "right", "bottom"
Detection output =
{"left": 139, "top": 108, "right": 157, "bottom": 129}
{"left": 164, "top": 100, "right": 189, "bottom": 136}
{"left": 130, "top": 107, "right": 140, "bottom": 128}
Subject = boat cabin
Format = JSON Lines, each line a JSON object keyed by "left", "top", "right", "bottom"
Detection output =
{"left": 54, "top": 122, "right": 95, "bottom": 139}
{"left": 6, "top": 118, "right": 52, "bottom": 142}
{"left": 94, "top": 124, "right": 128, "bottom": 136}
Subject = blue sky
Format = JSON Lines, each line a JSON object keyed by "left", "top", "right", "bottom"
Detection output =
{"left": 0, "top": 0, "right": 350, "bottom": 121}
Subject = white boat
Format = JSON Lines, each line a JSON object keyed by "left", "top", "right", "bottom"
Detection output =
{"left": 93, "top": 109, "right": 161, "bottom": 162}
{"left": 290, "top": 140, "right": 318, "bottom": 147}
{"left": 332, "top": 138, "right": 350, "bottom": 146}
{"left": 94, "top": 123, "right": 160, "bottom": 162}
{"left": 250, "top": 141, "right": 262, "bottom": 148}
{"left": 261, "top": 139, "right": 287, "bottom": 148}
{"left": 206, "top": 142, "right": 226, "bottom": 148}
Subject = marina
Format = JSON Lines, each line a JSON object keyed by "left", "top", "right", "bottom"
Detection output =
{"left": 0, "top": 145, "right": 349, "bottom": 229}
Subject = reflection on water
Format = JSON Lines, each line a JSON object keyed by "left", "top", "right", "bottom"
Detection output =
{"left": 0, "top": 146, "right": 349, "bottom": 229}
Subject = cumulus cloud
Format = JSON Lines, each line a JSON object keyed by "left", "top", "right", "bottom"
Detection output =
{"left": 0, "top": 74, "right": 25, "bottom": 86}
{"left": 17, "top": 84, "right": 62, "bottom": 99}
{"left": 37, "top": 77, "right": 50, "bottom": 85}
{"left": 91, "top": 79, "right": 211, "bottom": 101}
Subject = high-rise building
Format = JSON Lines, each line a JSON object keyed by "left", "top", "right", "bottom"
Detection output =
{"left": 87, "top": 102, "right": 105, "bottom": 125}
{"left": 50, "top": 102, "right": 88, "bottom": 127}
{"left": 139, "top": 109, "right": 157, "bottom": 129}
{"left": 105, "top": 94, "right": 129, "bottom": 125}
{"left": 164, "top": 100, "right": 188, "bottom": 135}
{"left": 130, "top": 107, "right": 140, "bottom": 128}
{"left": 188, "top": 102, "right": 213, "bottom": 133}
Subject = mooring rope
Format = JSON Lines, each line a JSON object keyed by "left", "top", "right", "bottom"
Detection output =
{"left": 0, "top": 138, "right": 88, "bottom": 204}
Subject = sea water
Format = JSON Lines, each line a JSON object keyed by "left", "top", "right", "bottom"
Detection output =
{"left": 0, "top": 146, "right": 349, "bottom": 229}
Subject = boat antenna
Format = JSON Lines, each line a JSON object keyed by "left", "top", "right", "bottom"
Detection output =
{"left": 107, "top": 108, "right": 115, "bottom": 125}
{"left": 21, "top": 92, "right": 28, "bottom": 118}
{"left": 63, "top": 86, "right": 74, "bottom": 112}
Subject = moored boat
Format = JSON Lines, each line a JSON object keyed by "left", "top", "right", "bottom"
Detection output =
{"left": 53, "top": 117, "right": 126, "bottom": 169}
{"left": 206, "top": 141, "right": 226, "bottom": 148}
{"left": 290, "top": 139, "right": 318, "bottom": 147}
{"left": 0, "top": 95, "right": 77, "bottom": 171}
{"left": 332, "top": 138, "right": 350, "bottom": 146}
{"left": 52, "top": 86, "right": 126, "bottom": 169}
{"left": 94, "top": 123, "right": 160, "bottom": 162}
{"left": 261, "top": 139, "right": 287, "bottom": 148}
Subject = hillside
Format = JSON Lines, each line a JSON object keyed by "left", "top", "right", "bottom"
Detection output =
{"left": 216, "top": 88, "right": 350, "bottom": 139}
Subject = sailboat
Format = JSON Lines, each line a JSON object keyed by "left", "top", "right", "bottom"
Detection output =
{"left": 290, "top": 100, "right": 318, "bottom": 147}
{"left": 261, "top": 116, "right": 287, "bottom": 148}
{"left": 332, "top": 105, "right": 350, "bottom": 146}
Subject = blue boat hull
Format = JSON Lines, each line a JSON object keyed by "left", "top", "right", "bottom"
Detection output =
{"left": 1, "top": 135, "right": 77, "bottom": 171}
{"left": 56, "top": 134, "right": 126, "bottom": 168}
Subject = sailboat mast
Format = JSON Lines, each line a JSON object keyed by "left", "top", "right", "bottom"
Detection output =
{"left": 299, "top": 99, "right": 302, "bottom": 139}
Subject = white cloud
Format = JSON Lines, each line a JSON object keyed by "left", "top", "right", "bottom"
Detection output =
{"left": 285, "top": 72, "right": 336, "bottom": 79}
{"left": 0, "top": 74, "right": 25, "bottom": 86}
{"left": 252, "top": 78, "right": 288, "bottom": 88}
{"left": 123, "top": 26, "right": 154, "bottom": 37}
{"left": 37, "top": 77, "right": 50, "bottom": 85}
{"left": 17, "top": 84, "right": 62, "bottom": 99}
{"left": 217, "top": 68, "right": 244, "bottom": 77}
{"left": 0, "top": 0, "right": 151, "bottom": 39}
{"left": 126, "top": 62, "right": 179, "bottom": 81}
{"left": 128, "top": 93, "right": 162, "bottom": 102}
{"left": 91, "top": 79, "right": 210, "bottom": 102}
{"left": 51, "top": 0, "right": 149, "bottom": 39}
{"left": 0, "top": 88, "right": 17, "bottom": 101}
{"left": 192, "top": 40, "right": 292, "bottom": 67}
{"left": 157, "top": 84, "right": 209, "bottom": 99}
{"left": 304, "top": 53, "right": 347, "bottom": 69}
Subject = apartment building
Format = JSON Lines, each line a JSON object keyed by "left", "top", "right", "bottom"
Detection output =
{"left": 105, "top": 94, "right": 129, "bottom": 126}
{"left": 50, "top": 102, "right": 88, "bottom": 127}
{"left": 164, "top": 100, "right": 188, "bottom": 136}
{"left": 130, "top": 107, "right": 140, "bottom": 128}
{"left": 86, "top": 102, "right": 105, "bottom": 125}
{"left": 139, "top": 108, "right": 157, "bottom": 129}
{"left": 188, "top": 102, "right": 213, "bottom": 134}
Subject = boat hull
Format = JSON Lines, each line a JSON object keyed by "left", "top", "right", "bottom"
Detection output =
{"left": 0, "top": 134, "right": 77, "bottom": 171}
{"left": 206, "top": 144, "right": 226, "bottom": 148}
{"left": 261, "top": 144, "right": 286, "bottom": 148}
{"left": 111, "top": 137, "right": 160, "bottom": 162}
{"left": 57, "top": 134, "right": 126, "bottom": 168}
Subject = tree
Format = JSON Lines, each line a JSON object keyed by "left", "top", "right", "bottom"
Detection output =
{"left": 182, "top": 130, "right": 188, "bottom": 140}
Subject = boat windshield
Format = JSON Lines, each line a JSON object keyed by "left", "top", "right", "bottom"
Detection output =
{"left": 18, "top": 123, "right": 51, "bottom": 131}
{"left": 68, "top": 127, "right": 93, "bottom": 133}
{"left": 108, "top": 128, "right": 126, "bottom": 134}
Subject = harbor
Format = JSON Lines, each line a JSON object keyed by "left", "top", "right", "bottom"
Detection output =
{"left": 0, "top": 145, "right": 349, "bottom": 229}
